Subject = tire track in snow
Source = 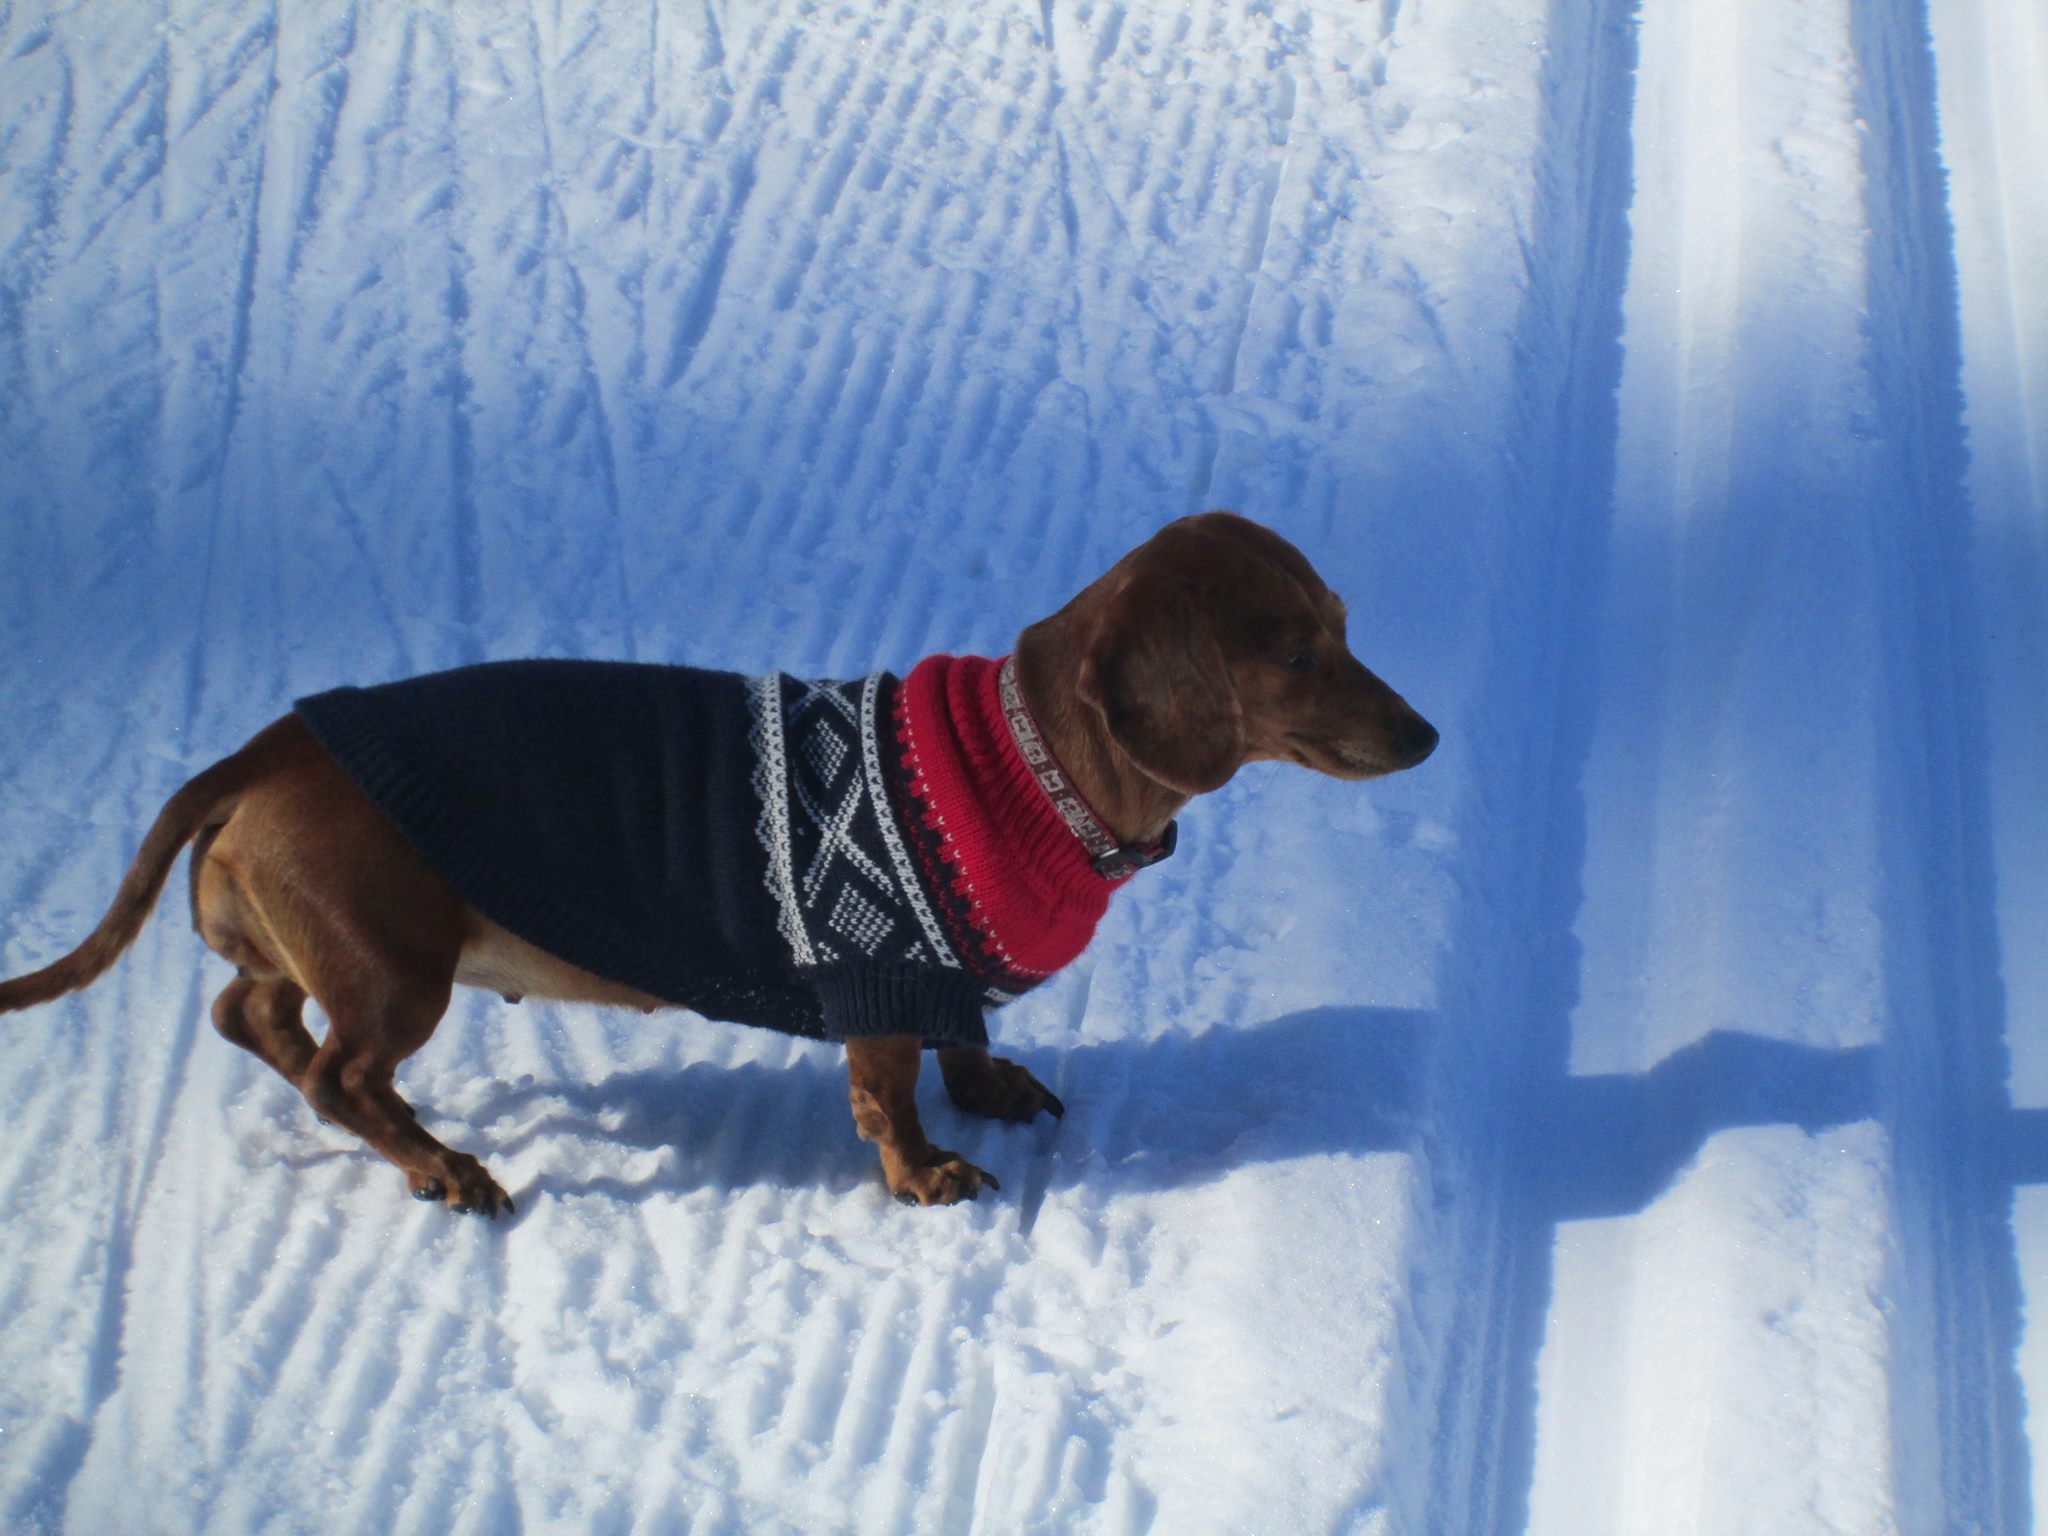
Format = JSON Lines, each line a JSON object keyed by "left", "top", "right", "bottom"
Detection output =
{"left": 668, "top": 9, "right": 1043, "bottom": 670}
{"left": 1, "top": 956, "right": 160, "bottom": 1524}
{"left": 0, "top": 728, "right": 180, "bottom": 1524}
{"left": 380, "top": 4, "right": 483, "bottom": 663}
{"left": 660, "top": 151, "right": 757, "bottom": 392}
{"left": 0, "top": 21, "right": 75, "bottom": 520}
{"left": 755, "top": 20, "right": 933, "bottom": 585}
{"left": 90, "top": 9, "right": 520, "bottom": 1531}
{"left": 518, "top": 5, "right": 639, "bottom": 659}
{"left": 851, "top": 1275, "right": 984, "bottom": 1533}
{"left": 1928, "top": 0, "right": 2048, "bottom": 1517}
{"left": 1404, "top": 0, "right": 1637, "bottom": 1529}
{"left": 71, "top": 38, "right": 169, "bottom": 257}
{"left": 1501, "top": 0, "right": 2009, "bottom": 1528}
{"left": 1195, "top": 68, "right": 1292, "bottom": 506}
{"left": 1854, "top": 1, "right": 2025, "bottom": 1526}
{"left": 1516, "top": 0, "right": 1871, "bottom": 1523}
{"left": 442, "top": 266, "right": 483, "bottom": 656}
{"left": 48, "top": 923, "right": 231, "bottom": 1524}
{"left": 20, "top": 2, "right": 175, "bottom": 614}
{"left": 281, "top": 4, "right": 356, "bottom": 285}
{"left": 937, "top": 1349, "right": 1002, "bottom": 1531}
{"left": 179, "top": 3, "right": 277, "bottom": 727}
{"left": 653, "top": 6, "right": 1101, "bottom": 671}
{"left": 196, "top": 1159, "right": 351, "bottom": 1467}
{"left": 28, "top": 4, "right": 290, "bottom": 1513}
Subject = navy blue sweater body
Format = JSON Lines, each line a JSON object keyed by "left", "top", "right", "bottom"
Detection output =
{"left": 294, "top": 660, "right": 994, "bottom": 1046}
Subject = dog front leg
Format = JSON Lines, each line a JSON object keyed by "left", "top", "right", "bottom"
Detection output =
{"left": 937, "top": 1047, "right": 1065, "bottom": 1121}
{"left": 845, "top": 1035, "right": 997, "bottom": 1206}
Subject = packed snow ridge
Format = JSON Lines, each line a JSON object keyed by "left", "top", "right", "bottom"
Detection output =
{"left": 1, "top": 1, "right": 2044, "bottom": 1532}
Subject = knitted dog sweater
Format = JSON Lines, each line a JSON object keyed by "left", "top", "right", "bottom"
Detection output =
{"left": 293, "top": 655, "right": 1136, "bottom": 1047}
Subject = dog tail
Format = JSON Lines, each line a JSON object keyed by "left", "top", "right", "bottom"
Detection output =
{"left": 0, "top": 727, "right": 283, "bottom": 1013}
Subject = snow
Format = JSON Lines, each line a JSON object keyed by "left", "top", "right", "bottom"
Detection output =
{"left": 0, "top": 0, "right": 2042, "bottom": 1532}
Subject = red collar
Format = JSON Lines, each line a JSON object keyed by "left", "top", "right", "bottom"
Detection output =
{"left": 994, "top": 656, "right": 1178, "bottom": 879}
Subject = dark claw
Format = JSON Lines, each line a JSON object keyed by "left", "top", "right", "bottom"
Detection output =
{"left": 1041, "top": 1091, "right": 1066, "bottom": 1120}
{"left": 981, "top": 1171, "right": 1000, "bottom": 1192}
{"left": 413, "top": 1179, "right": 446, "bottom": 1202}
{"left": 896, "top": 1189, "right": 919, "bottom": 1207}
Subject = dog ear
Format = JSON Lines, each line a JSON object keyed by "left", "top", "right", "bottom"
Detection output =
{"left": 1076, "top": 579, "right": 1246, "bottom": 796}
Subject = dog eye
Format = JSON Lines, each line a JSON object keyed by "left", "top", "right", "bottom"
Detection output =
{"left": 1279, "top": 649, "right": 1317, "bottom": 674}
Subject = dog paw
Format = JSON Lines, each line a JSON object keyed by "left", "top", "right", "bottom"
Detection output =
{"left": 944, "top": 1055, "right": 1065, "bottom": 1122}
{"left": 410, "top": 1157, "right": 515, "bottom": 1219}
{"left": 888, "top": 1149, "right": 999, "bottom": 1207}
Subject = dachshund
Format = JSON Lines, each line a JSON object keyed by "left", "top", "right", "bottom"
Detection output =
{"left": 0, "top": 513, "right": 1435, "bottom": 1214}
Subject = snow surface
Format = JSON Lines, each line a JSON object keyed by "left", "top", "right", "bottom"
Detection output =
{"left": 0, "top": 0, "right": 2042, "bottom": 1531}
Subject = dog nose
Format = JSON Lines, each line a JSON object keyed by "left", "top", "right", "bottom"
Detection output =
{"left": 1395, "top": 716, "right": 1438, "bottom": 767}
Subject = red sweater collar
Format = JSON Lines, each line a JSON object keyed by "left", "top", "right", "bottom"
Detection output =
{"left": 894, "top": 654, "right": 1131, "bottom": 980}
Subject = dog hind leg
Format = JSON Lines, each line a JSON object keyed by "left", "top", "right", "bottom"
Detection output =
{"left": 298, "top": 976, "right": 512, "bottom": 1218}
{"left": 211, "top": 975, "right": 316, "bottom": 1085}
{"left": 189, "top": 742, "right": 508, "bottom": 1214}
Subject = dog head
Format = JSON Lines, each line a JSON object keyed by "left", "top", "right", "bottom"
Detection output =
{"left": 1058, "top": 512, "right": 1437, "bottom": 796}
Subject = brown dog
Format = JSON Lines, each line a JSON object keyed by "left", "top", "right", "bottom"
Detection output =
{"left": 0, "top": 513, "right": 1435, "bottom": 1215}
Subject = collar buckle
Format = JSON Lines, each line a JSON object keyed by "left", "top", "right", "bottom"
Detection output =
{"left": 1089, "top": 820, "right": 1178, "bottom": 880}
